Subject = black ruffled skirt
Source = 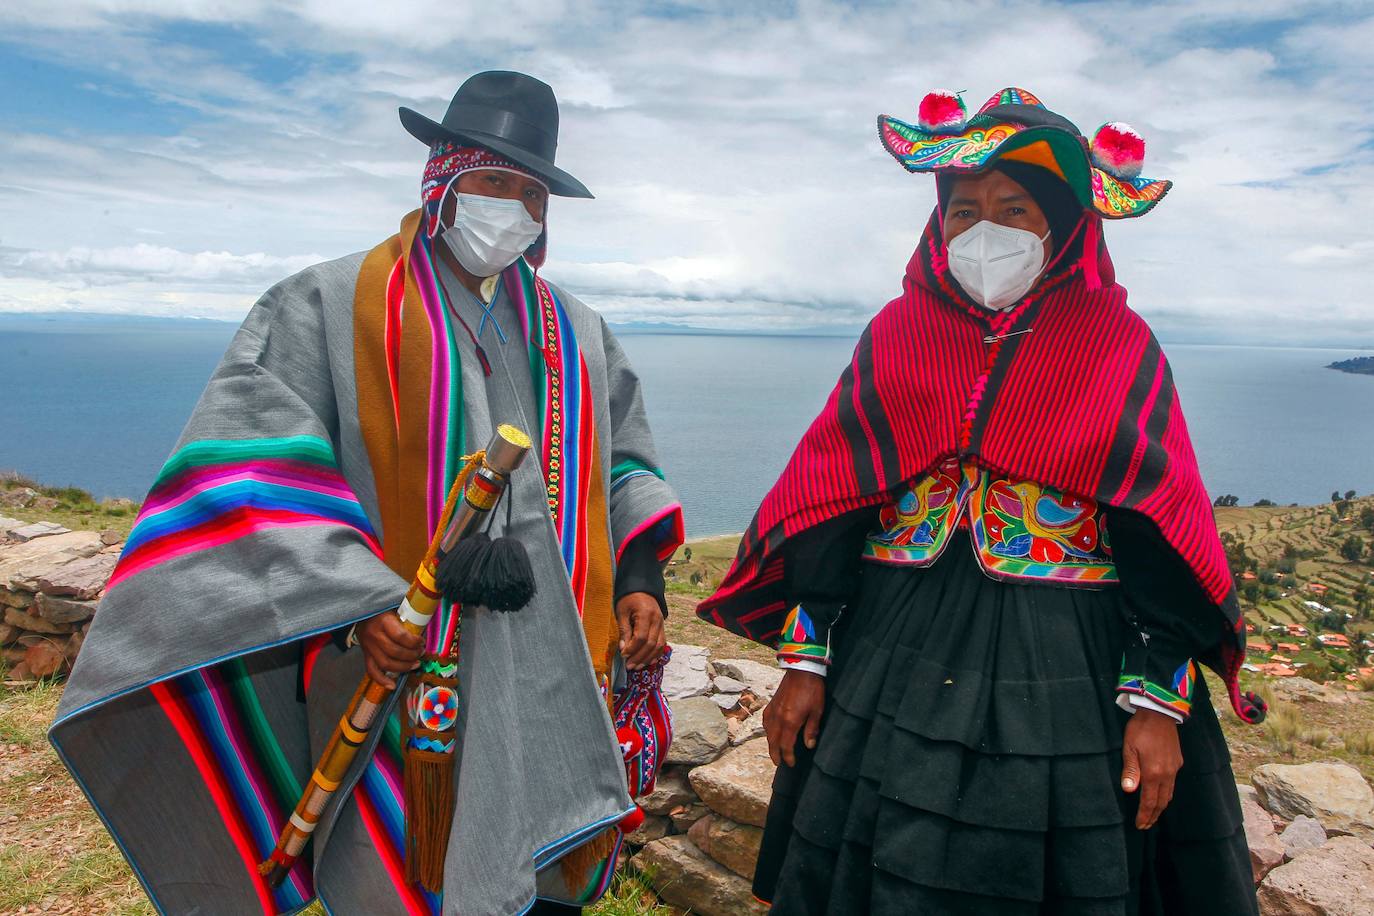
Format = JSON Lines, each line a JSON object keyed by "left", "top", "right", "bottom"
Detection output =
{"left": 756, "top": 534, "right": 1256, "bottom": 916}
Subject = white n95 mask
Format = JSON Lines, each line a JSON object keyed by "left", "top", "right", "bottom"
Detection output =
{"left": 441, "top": 192, "right": 544, "bottom": 278}
{"left": 946, "top": 220, "right": 1051, "bottom": 311}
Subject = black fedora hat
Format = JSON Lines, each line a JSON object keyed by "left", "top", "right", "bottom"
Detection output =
{"left": 399, "top": 70, "right": 592, "bottom": 199}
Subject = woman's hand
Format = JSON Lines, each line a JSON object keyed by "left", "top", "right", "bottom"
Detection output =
{"left": 1120, "top": 708, "right": 1184, "bottom": 829}
{"left": 356, "top": 611, "right": 424, "bottom": 688}
{"left": 764, "top": 669, "right": 826, "bottom": 767}
{"left": 616, "top": 592, "right": 666, "bottom": 670}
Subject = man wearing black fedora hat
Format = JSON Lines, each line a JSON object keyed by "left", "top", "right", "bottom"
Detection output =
{"left": 53, "top": 70, "right": 683, "bottom": 916}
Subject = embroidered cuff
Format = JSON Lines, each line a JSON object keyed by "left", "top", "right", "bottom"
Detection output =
{"left": 778, "top": 656, "right": 829, "bottom": 677}
{"left": 1116, "top": 659, "right": 1197, "bottom": 721}
{"left": 1115, "top": 692, "right": 1185, "bottom": 724}
{"left": 776, "top": 604, "right": 832, "bottom": 672}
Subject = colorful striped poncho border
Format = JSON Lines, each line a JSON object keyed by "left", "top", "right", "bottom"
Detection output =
{"left": 111, "top": 436, "right": 379, "bottom": 591}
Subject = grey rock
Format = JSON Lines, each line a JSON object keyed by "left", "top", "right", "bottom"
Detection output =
{"left": 0, "top": 531, "right": 103, "bottom": 589}
{"left": 1270, "top": 677, "right": 1353, "bottom": 705}
{"left": 663, "top": 644, "right": 713, "bottom": 699}
{"left": 624, "top": 814, "right": 671, "bottom": 846}
{"left": 37, "top": 553, "right": 116, "bottom": 600}
{"left": 688, "top": 814, "right": 765, "bottom": 881}
{"left": 1280, "top": 816, "right": 1328, "bottom": 860}
{"left": 637, "top": 767, "right": 698, "bottom": 815}
{"left": 0, "top": 516, "right": 25, "bottom": 538}
{"left": 34, "top": 593, "right": 98, "bottom": 625}
{"left": 3, "top": 606, "right": 74, "bottom": 636}
{"left": 9, "top": 522, "right": 71, "bottom": 542}
{"left": 98, "top": 529, "right": 123, "bottom": 547}
{"left": 728, "top": 709, "right": 767, "bottom": 746}
{"left": 665, "top": 696, "right": 729, "bottom": 765}
{"left": 0, "top": 488, "right": 36, "bottom": 509}
{"left": 633, "top": 836, "right": 767, "bottom": 916}
{"left": 1238, "top": 783, "right": 1260, "bottom": 808}
{"left": 712, "top": 658, "right": 783, "bottom": 699}
{"left": 689, "top": 737, "right": 775, "bottom": 828}
{"left": 1253, "top": 763, "right": 1374, "bottom": 837}
{"left": 1258, "top": 836, "right": 1374, "bottom": 915}
{"left": 711, "top": 675, "right": 747, "bottom": 694}
{"left": 670, "top": 803, "right": 709, "bottom": 833}
{"left": 711, "top": 693, "right": 743, "bottom": 710}
{"left": 0, "top": 589, "right": 33, "bottom": 609}
{"left": 1243, "top": 797, "right": 1286, "bottom": 884}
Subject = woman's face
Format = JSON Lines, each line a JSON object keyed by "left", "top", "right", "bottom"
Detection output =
{"left": 944, "top": 170, "right": 1052, "bottom": 263}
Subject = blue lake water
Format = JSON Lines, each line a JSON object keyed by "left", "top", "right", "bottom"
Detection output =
{"left": 3, "top": 314, "right": 1372, "bottom": 537}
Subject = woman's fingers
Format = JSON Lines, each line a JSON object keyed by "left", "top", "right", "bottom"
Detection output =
{"left": 1120, "top": 742, "right": 1141, "bottom": 794}
{"left": 1137, "top": 776, "right": 1162, "bottom": 829}
{"left": 763, "top": 699, "right": 804, "bottom": 767}
{"left": 763, "top": 704, "right": 788, "bottom": 767}
{"left": 1137, "top": 766, "right": 1177, "bottom": 829}
{"left": 1122, "top": 708, "right": 1183, "bottom": 829}
{"left": 803, "top": 695, "right": 825, "bottom": 750}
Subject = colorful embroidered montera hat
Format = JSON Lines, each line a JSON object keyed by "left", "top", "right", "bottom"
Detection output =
{"left": 878, "top": 87, "right": 1170, "bottom": 219}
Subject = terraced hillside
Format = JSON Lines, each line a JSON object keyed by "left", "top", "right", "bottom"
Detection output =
{"left": 1215, "top": 496, "right": 1374, "bottom": 672}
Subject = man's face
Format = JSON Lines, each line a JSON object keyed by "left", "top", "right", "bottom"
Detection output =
{"left": 442, "top": 168, "right": 548, "bottom": 224}
{"left": 944, "top": 170, "right": 1052, "bottom": 261}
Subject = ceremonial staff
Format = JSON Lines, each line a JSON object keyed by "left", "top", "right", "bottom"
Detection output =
{"left": 260, "top": 424, "right": 533, "bottom": 888}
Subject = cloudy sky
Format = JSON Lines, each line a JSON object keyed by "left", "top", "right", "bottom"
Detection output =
{"left": 1, "top": 0, "right": 1371, "bottom": 345}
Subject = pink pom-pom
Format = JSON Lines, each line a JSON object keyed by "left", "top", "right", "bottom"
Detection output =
{"left": 619, "top": 806, "right": 646, "bottom": 835}
{"left": 1091, "top": 121, "right": 1146, "bottom": 180}
{"left": 918, "top": 90, "right": 968, "bottom": 134}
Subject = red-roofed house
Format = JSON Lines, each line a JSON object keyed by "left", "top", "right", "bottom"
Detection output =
{"left": 1318, "top": 634, "right": 1352, "bottom": 649}
{"left": 1258, "top": 663, "right": 1297, "bottom": 678}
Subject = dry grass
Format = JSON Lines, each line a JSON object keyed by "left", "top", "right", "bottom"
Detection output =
{"left": 0, "top": 680, "right": 152, "bottom": 915}
{"left": 1343, "top": 730, "right": 1374, "bottom": 756}
{"left": 1261, "top": 703, "right": 1303, "bottom": 756}
{"left": 0, "top": 481, "right": 137, "bottom": 539}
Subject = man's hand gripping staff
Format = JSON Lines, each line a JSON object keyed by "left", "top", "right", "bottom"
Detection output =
{"left": 259, "top": 424, "right": 533, "bottom": 888}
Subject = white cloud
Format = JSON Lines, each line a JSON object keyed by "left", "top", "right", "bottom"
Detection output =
{"left": 3, "top": 244, "right": 324, "bottom": 285}
{"left": 0, "top": 1, "right": 1370, "bottom": 344}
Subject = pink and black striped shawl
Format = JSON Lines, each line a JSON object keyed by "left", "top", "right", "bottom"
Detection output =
{"left": 699, "top": 212, "right": 1264, "bottom": 724}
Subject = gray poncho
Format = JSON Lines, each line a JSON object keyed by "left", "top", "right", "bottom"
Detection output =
{"left": 50, "top": 221, "right": 683, "bottom": 916}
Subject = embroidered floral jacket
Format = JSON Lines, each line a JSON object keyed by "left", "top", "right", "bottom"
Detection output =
{"left": 776, "top": 458, "right": 1215, "bottom": 722}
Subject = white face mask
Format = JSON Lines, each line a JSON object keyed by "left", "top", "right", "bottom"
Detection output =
{"left": 946, "top": 220, "right": 1051, "bottom": 311}
{"left": 441, "top": 191, "right": 544, "bottom": 278}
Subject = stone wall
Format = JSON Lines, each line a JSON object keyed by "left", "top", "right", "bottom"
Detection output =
{"left": 628, "top": 645, "right": 779, "bottom": 915}
{"left": 0, "top": 517, "right": 119, "bottom": 681}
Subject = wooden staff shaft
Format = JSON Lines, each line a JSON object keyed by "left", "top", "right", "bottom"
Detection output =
{"left": 261, "top": 425, "right": 531, "bottom": 887}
